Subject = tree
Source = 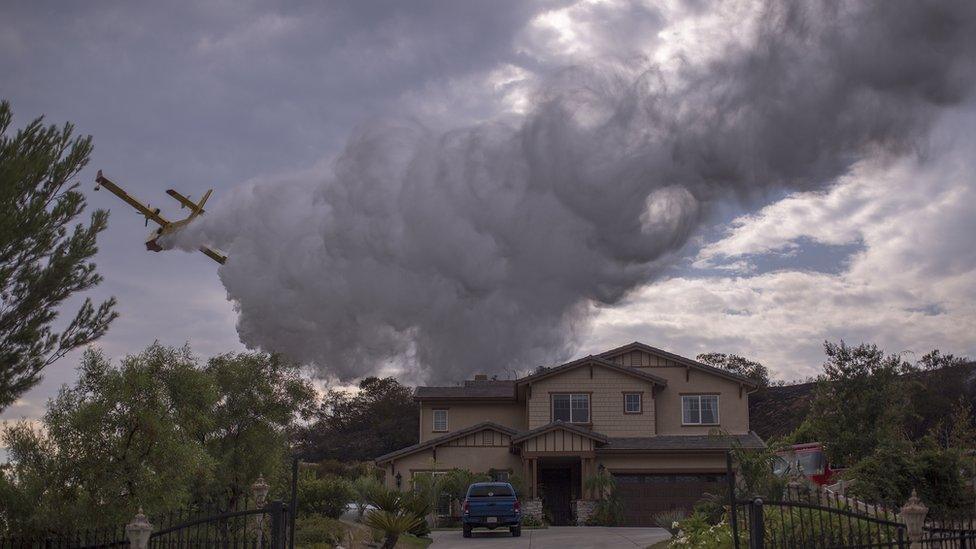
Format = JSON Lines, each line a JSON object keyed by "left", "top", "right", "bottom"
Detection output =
{"left": 201, "top": 351, "right": 316, "bottom": 509}
{"left": 0, "top": 343, "right": 315, "bottom": 536}
{"left": 791, "top": 341, "right": 914, "bottom": 466}
{"left": 1, "top": 345, "right": 215, "bottom": 534}
{"left": 696, "top": 352, "right": 770, "bottom": 387}
{"left": 0, "top": 100, "right": 117, "bottom": 411}
{"left": 297, "top": 377, "right": 419, "bottom": 462}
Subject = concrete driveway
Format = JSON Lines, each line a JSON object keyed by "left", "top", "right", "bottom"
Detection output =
{"left": 430, "top": 526, "right": 670, "bottom": 548}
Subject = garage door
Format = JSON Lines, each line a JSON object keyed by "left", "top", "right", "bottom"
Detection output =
{"left": 613, "top": 473, "right": 727, "bottom": 527}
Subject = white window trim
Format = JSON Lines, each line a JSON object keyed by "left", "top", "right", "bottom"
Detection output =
{"left": 681, "top": 395, "right": 720, "bottom": 426}
{"left": 624, "top": 392, "right": 642, "bottom": 414}
{"left": 432, "top": 408, "right": 449, "bottom": 432}
{"left": 551, "top": 393, "right": 590, "bottom": 424}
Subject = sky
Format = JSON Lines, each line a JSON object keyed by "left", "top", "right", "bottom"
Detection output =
{"left": 3, "top": 0, "right": 975, "bottom": 424}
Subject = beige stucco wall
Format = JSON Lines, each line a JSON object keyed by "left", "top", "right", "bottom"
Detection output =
{"left": 642, "top": 366, "right": 750, "bottom": 435}
{"left": 418, "top": 401, "right": 525, "bottom": 442}
{"left": 382, "top": 446, "right": 522, "bottom": 491}
{"left": 597, "top": 452, "right": 727, "bottom": 472}
{"left": 526, "top": 364, "right": 657, "bottom": 437}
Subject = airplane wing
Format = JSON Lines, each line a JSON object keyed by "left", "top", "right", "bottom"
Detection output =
{"left": 199, "top": 246, "right": 227, "bottom": 265}
{"left": 95, "top": 171, "right": 170, "bottom": 227}
{"left": 166, "top": 188, "right": 207, "bottom": 213}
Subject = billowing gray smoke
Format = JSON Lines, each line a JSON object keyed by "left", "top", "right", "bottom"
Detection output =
{"left": 170, "top": 0, "right": 976, "bottom": 382}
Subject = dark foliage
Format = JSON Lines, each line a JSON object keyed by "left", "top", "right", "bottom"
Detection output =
{"left": 0, "top": 100, "right": 117, "bottom": 410}
{"left": 296, "top": 376, "right": 419, "bottom": 461}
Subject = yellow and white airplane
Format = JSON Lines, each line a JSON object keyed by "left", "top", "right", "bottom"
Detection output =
{"left": 94, "top": 170, "right": 227, "bottom": 264}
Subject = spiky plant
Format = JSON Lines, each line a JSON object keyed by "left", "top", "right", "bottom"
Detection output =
{"left": 363, "top": 509, "right": 423, "bottom": 549}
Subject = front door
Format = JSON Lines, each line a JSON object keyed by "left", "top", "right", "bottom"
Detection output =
{"left": 539, "top": 468, "right": 573, "bottom": 525}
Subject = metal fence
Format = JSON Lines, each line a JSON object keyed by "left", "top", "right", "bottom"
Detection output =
{"left": 0, "top": 499, "right": 292, "bottom": 549}
{"left": 725, "top": 452, "right": 976, "bottom": 549}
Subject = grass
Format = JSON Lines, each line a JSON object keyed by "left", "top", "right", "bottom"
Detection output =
{"left": 396, "top": 533, "right": 433, "bottom": 548}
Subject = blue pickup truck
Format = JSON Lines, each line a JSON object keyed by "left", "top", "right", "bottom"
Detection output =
{"left": 462, "top": 482, "right": 522, "bottom": 538}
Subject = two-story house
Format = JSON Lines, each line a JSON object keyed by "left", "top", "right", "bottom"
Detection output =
{"left": 374, "top": 342, "right": 764, "bottom": 526}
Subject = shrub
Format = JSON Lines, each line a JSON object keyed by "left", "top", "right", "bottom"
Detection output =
{"left": 583, "top": 469, "right": 622, "bottom": 526}
{"left": 521, "top": 514, "right": 543, "bottom": 527}
{"left": 352, "top": 475, "right": 383, "bottom": 521}
{"left": 653, "top": 508, "right": 687, "bottom": 535}
{"left": 298, "top": 473, "right": 354, "bottom": 518}
{"left": 293, "top": 515, "right": 346, "bottom": 548}
{"left": 669, "top": 515, "right": 739, "bottom": 548}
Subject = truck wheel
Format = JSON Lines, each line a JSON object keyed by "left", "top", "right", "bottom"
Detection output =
{"left": 463, "top": 525, "right": 472, "bottom": 538}
{"left": 511, "top": 525, "right": 521, "bottom": 537}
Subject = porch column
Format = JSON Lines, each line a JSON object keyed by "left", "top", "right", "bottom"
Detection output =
{"left": 582, "top": 458, "right": 592, "bottom": 500}
{"left": 531, "top": 458, "right": 538, "bottom": 499}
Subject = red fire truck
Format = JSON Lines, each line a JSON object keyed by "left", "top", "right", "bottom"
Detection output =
{"left": 774, "top": 442, "right": 840, "bottom": 486}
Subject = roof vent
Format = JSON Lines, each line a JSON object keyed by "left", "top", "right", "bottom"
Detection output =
{"left": 473, "top": 374, "right": 488, "bottom": 381}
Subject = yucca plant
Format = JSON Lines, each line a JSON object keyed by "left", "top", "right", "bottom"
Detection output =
{"left": 652, "top": 508, "right": 687, "bottom": 535}
{"left": 363, "top": 509, "right": 423, "bottom": 549}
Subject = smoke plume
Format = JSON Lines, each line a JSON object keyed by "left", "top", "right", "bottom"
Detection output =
{"left": 170, "top": 0, "right": 976, "bottom": 382}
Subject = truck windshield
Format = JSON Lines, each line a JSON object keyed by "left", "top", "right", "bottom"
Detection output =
{"left": 797, "top": 451, "right": 825, "bottom": 475}
{"left": 468, "top": 484, "right": 514, "bottom": 497}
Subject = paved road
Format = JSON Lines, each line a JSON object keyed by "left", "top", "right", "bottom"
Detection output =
{"left": 430, "top": 526, "right": 670, "bottom": 548}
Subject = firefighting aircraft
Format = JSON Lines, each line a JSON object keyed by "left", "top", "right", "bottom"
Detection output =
{"left": 94, "top": 170, "right": 227, "bottom": 264}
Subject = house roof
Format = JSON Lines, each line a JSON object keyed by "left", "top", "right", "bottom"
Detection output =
{"left": 597, "top": 432, "right": 766, "bottom": 453}
{"left": 599, "top": 341, "right": 759, "bottom": 388}
{"left": 511, "top": 420, "right": 609, "bottom": 444}
{"left": 373, "top": 421, "right": 519, "bottom": 464}
{"left": 515, "top": 355, "right": 668, "bottom": 387}
{"left": 414, "top": 380, "right": 516, "bottom": 401}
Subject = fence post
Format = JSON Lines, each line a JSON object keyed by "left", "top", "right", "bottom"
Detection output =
{"left": 125, "top": 508, "right": 153, "bottom": 549}
{"left": 270, "top": 500, "right": 285, "bottom": 549}
{"left": 289, "top": 457, "right": 299, "bottom": 549}
{"left": 727, "top": 452, "right": 740, "bottom": 549}
{"left": 748, "top": 497, "right": 764, "bottom": 549}
{"left": 898, "top": 489, "right": 928, "bottom": 549}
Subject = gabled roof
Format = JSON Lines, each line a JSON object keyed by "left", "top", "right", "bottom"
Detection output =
{"left": 515, "top": 355, "right": 668, "bottom": 387}
{"left": 374, "top": 421, "right": 518, "bottom": 464}
{"left": 511, "top": 420, "right": 609, "bottom": 444}
{"left": 599, "top": 341, "right": 759, "bottom": 388}
{"left": 597, "top": 432, "right": 766, "bottom": 453}
{"left": 414, "top": 380, "right": 516, "bottom": 401}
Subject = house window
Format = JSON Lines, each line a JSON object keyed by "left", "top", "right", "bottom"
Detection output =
{"left": 682, "top": 395, "right": 719, "bottom": 425}
{"left": 490, "top": 469, "right": 510, "bottom": 482}
{"left": 624, "top": 392, "right": 642, "bottom": 414}
{"left": 432, "top": 409, "right": 448, "bottom": 432}
{"left": 552, "top": 393, "right": 590, "bottom": 423}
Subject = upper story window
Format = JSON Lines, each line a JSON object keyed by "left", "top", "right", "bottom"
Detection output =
{"left": 682, "top": 395, "right": 719, "bottom": 425}
{"left": 552, "top": 393, "right": 590, "bottom": 423}
{"left": 624, "top": 392, "right": 642, "bottom": 414}
{"left": 432, "top": 408, "right": 449, "bottom": 432}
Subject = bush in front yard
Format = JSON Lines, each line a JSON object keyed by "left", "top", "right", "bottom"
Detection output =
{"left": 298, "top": 472, "right": 354, "bottom": 518}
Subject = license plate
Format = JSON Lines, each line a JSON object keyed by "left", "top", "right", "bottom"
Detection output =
{"left": 486, "top": 517, "right": 497, "bottom": 523}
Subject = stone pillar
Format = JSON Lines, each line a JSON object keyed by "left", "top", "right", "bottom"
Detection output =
{"left": 898, "top": 489, "right": 928, "bottom": 549}
{"left": 125, "top": 508, "right": 153, "bottom": 549}
{"left": 574, "top": 499, "right": 596, "bottom": 526}
{"left": 522, "top": 499, "right": 544, "bottom": 523}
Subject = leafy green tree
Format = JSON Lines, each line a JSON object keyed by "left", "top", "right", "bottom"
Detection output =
{"left": 1, "top": 345, "right": 215, "bottom": 534}
{"left": 297, "top": 376, "right": 418, "bottom": 461}
{"left": 792, "top": 341, "right": 913, "bottom": 465}
{"left": 0, "top": 100, "right": 117, "bottom": 411}
{"left": 201, "top": 351, "right": 316, "bottom": 509}
{"left": 697, "top": 352, "right": 770, "bottom": 387}
{"left": 0, "top": 343, "right": 315, "bottom": 536}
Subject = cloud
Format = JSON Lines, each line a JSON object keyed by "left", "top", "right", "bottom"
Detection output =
{"left": 167, "top": 0, "right": 976, "bottom": 383}
{"left": 592, "top": 110, "right": 976, "bottom": 380}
